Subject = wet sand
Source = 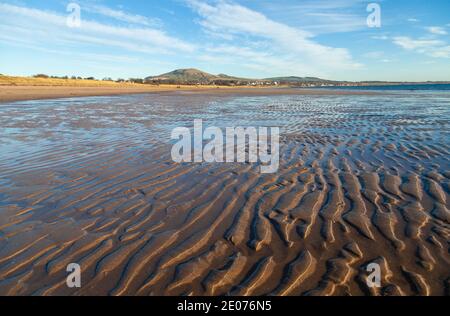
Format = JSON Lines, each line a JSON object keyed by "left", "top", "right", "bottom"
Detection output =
{"left": 0, "top": 85, "right": 377, "bottom": 103}
{"left": 0, "top": 91, "right": 448, "bottom": 296}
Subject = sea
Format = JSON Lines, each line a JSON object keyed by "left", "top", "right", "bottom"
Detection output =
{"left": 314, "top": 83, "right": 450, "bottom": 91}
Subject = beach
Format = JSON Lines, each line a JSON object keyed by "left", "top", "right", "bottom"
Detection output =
{"left": 0, "top": 90, "right": 449, "bottom": 296}
{"left": 0, "top": 85, "right": 381, "bottom": 103}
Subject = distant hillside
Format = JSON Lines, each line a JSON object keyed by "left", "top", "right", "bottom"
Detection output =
{"left": 145, "top": 68, "right": 268, "bottom": 85}
{"left": 145, "top": 69, "right": 218, "bottom": 84}
{"left": 264, "top": 76, "right": 333, "bottom": 83}
{"left": 145, "top": 69, "right": 339, "bottom": 86}
{"left": 216, "top": 73, "right": 254, "bottom": 80}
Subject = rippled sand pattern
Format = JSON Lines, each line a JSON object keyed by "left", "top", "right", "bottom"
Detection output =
{"left": 0, "top": 92, "right": 449, "bottom": 296}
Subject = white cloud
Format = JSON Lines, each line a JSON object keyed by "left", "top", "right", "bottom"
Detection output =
{"left": 186, "top": 0, "right": 361, "bottom": 76}
{"left": 407, "top": 18, "right": 419, "bottom": 23}
{"left": 83, "top": 4, "right": 162, "bottom": 27}
{"left": 260, "top": 0, "right": 368, "bottom": 34}
{"left": 272, "top": 0, "right": 362, "bottom": 11}
{"left": 0, "top": 35, "right": 139, "bottom": 63}
{"left": 301, "top": 12, "right": 366, "bottom": 33}
{"left": 428, "top": 46, "right": 450, "bottom": 58}
{"left": 199, "top": 44, "right": 323, "bottom": 77}
{"left": 363, "top": 51, "right": 385, "bottom": 59}
{"left": 372, "top": 35, "right": 389, "bottom": 40}
{"left": 361, "top": 51, "right": 393, "bottom": 63}
{"left": 0, "top": 3, "right": 195, "bottom": 56}
{"left": 426, "top": 26, "right": 448, "bottom": 35}
{"left": 393, "top": 37, "right": 444, "bottom": 50}
{"left": 393, "top": 36, "right": 450, "bottom": 58}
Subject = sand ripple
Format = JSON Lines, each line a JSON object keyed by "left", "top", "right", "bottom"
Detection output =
{"left": 0, "top": 92, "right": 449, "bottom": 295}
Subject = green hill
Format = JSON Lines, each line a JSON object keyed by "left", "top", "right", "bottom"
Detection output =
{"left": 145, "top": 69, "right": 267, "bottom": 85}
{"left": 264, "top": 76, "right": 332, "bottom": 83}
{"left": 145, "top": 69, "right": 333, "bottom": 85}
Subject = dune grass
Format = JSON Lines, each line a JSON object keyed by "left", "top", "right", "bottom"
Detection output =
{"left": 0, "top": 75, "right": 144, "bottom": 87}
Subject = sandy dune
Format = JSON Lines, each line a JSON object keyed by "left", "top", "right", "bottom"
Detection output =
{"left": 0, "top": 91, "right": 448, "bottom": 296}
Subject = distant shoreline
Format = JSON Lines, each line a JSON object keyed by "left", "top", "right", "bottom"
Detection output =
{"left": 0, "top": 85, "right": 383, "bottom": 103}
{"left": 1, "top": 73, "right": 447, "bottom": 103}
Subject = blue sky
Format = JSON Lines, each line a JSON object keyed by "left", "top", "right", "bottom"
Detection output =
{"left": 0, "top": 0, "right": 449, "bottom": 81}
